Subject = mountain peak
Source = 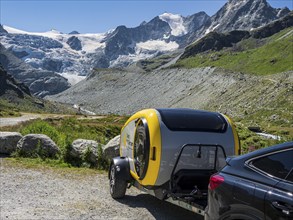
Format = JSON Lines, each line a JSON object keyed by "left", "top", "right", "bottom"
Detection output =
{"left": 48, "top": 29, "right": 62, "bottom": 34}
{"left": 68, "top": 31, "right": 80, "bottom": 35}
{"left": 205, "top": 0, "right": 290, "bottom": 33}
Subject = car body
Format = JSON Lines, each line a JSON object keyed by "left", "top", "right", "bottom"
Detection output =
{"left": 109, "top": 108, "right": 240, "bottom": 216}
{"left": 205, "top": 141, "right": 293, "bottom": 220}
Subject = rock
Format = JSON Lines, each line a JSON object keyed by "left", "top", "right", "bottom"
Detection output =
{"left": 181, "top": 30, "right": 250, "bottom": 59}
{"left": 42, "top": 58, "right": 63, "bottom": 72}
{"left": 0, "top": 24, "right": 8, "bottom": 33}
{"left": 103, "top": 135, "right": 120, "bottom": 160}
{"left": 17, "top": 134, "right": 60, "bottom": 158}
{"left": 29, "top": 76, "right": 70, "bottom": 98}
{"left": 70, "top": 139, "right": 99, "bottom": 163}
{"left": 66, "top": 36, "right": 82, "bottom": 51}
{"left": 0, "top": 132, "right": 23, "bottom": 155}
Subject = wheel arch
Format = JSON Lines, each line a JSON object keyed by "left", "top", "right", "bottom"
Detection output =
{"left": 109, "top": 157, "right": 132, "bottom": 182}
{"left": 218, "top": 204, "right": 264, "bottom": 220}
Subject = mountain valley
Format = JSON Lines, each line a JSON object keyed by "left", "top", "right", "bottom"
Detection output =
{"left": 0, "top": 0, "right": 292, "bottom": 144}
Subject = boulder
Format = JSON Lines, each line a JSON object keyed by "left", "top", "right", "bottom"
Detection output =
{"left": 70, "top": 139, "right": 100, "bottom": 163}
{"left": 103, "top": 135, "right": 120, "bottom": 160}
{"left": 0, "top": 132, "right": 23, "bottom": 155}
{"left": 17, "top": 134, "right": 60, "bottom": 158}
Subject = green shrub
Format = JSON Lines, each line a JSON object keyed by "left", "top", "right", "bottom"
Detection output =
{"left": 12, "top": 115, "right": 125, "bottom": 170}
{"left": 20, "top": 119, "right": 66, "bottom": 149}
{"left": 97, "top": 144, "right": 109, "bottom": 170}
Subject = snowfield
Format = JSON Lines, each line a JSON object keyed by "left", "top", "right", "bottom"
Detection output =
{"left": 159, "top": 13, "right": 187, "bottom": 36}
{"left": 1, "top": 22, "right": 184, "bottom": 81}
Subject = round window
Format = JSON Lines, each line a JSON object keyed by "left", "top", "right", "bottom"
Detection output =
{"left": 134, "top": 118, "right": 150, "bottom": 179}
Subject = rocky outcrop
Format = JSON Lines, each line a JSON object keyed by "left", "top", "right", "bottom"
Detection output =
{"left": 0, "top": 65, "right": 31, "bottom": 97}
{"left": 180, "top": 12, "right": 293, "bottom": 59}
{"left": 103, "top": 135, "right": 120, "bottom": 160}
{"left": 42, "top": 58, "right": 63, "bottom": 72}
{"left": 203, "top": 0, "right": 290, "bottom": 34}
{"left": 0, "top": 43, "right": 70, "bottom": 97}
{"left": 252, "top": 11, "right": 293, "bottom": 38}
{"left": 69, "top": 139, "right": 100, "bottom": 164}
{"left": 17, "top": 134, "right": 60, "bottom": 158}
{"left": 181, "top": 30, "right": 250, "bottom": 59}
{"left": 0, "top": 24, "right": 8, "bottom": 33}
{"left": 0, "top": 132, "right": 23, "bottom": 155}
{"left": 66, "top": 36, "right": 82, "bottom": 51}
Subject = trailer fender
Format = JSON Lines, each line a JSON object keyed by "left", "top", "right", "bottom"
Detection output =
{"left": 109, "top": 157, "right": 132, "bottom": 182}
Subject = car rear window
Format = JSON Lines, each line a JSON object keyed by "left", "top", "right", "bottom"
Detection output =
{"left": 157, "top": 108, "right": 227, "bottom": 132}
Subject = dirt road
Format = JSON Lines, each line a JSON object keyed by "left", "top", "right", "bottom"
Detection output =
{"left": 0, "top": 158, "right": 203, "bottom": 220}
{"left": 0, "top": 113, "right": 105, "bottom": 128}
{"left": 0, "top": 113, "right": 45, "bottom": 127}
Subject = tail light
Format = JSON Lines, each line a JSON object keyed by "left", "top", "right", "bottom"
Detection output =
{"left": 209, "top": 174, "right": 224, "bottom": 190}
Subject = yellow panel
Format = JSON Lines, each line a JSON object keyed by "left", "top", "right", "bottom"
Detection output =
{"left": 223, "top": 114, "right": 241, "bottom": 155}
{"left": 122, "top": 109, "right": 162, "bottom": 186}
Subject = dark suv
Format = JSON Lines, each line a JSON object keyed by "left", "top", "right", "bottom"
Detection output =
{"left": 205, "top": 142, "right": 293, "bottom": 220}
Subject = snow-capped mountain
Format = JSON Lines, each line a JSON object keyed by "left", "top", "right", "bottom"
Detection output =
{"left": 0, "top": 26, "right": 106, "bottom": 84}
{"left": 0, "top": 0, "right": 290, "bottom": 86}
{"left": 204, "top": 0, "right": 290, "bottom": 34}
{"left": 0, "top": 11, "right": 209, "bottom": 78}
{"left": 0, "top": 43, "right": 70, "bottom": 97}
{"left": 101, "top": 12, "right": 210, "bottom": 67}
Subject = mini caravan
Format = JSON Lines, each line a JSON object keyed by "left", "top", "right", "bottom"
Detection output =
{"left": 109, "top": 108, "right": 240, "bottom": 216}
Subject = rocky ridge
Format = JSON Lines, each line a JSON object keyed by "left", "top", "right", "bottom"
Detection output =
{"left": 48, "top": 67, "right": 293, "bottom": 121}
{"left": 203, "top": 0, "right": 290, "bottom": 34}
{"left": 181, "top": 12, "right": 293, "bottom": 59}
{"left": 0, "top": 43, "right": 70, "bottom": 97}
{"left": 0, "top": 65, "right": 31, "bottom": 98}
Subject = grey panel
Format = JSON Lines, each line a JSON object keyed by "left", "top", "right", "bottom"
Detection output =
{"left": 155, "top": 112, "right": 235, "bottom": 186}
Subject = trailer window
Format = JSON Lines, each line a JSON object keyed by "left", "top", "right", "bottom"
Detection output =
{"left": 134, "top": 118, "right": 150, "bottom": 179}
{"left": 157, "top": 108, "right": 227, "bottom": 132}
{"left": 174, "top": 145, "right": 226, "bottom": 172}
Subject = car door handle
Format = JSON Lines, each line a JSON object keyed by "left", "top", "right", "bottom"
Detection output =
{"left": 272, "top": 201, "right": 293, "bottom": 216}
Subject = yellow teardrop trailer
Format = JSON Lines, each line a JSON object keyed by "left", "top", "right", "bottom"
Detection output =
{"left": 109, "top": 108, "right": 240, "bottom": 216}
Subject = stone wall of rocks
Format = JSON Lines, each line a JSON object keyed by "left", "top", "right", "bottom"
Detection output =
{"left": 0, "top": 132, "right": 120, "bottom": 163}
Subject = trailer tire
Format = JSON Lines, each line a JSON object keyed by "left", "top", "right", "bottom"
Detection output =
{"left": 109, "top": 163, "right": 127, "bottom": 199}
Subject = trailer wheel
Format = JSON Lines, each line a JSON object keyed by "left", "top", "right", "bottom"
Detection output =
{"left": 109, "top": 163, "right": 127, "bottom": 199}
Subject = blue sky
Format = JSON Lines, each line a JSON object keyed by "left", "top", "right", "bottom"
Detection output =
{"left": 0, "top": 0, "right": 292, "bottom": 33}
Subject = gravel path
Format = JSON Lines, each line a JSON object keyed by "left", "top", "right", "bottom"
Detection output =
{"left": 0, "top": 158, "right": 203, "bottom": 220}
{"left": 0, "top": 114, "right": 104, "bottom": 128}
{"left": 0, "top": 114, "right": 44, "bottom": 127}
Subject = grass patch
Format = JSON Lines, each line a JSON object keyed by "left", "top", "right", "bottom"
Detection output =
{"left": 0, "top": 92, "right": 75, "bottom": 117}
{"left": 137, "top": 53, "right": 180, "bottom": 72}
{"left": 174, "top": 27, "right": 293, "bottom": 75}
{"left": 235, "top": 123, "right": 287, "bottom": 154}
{"left": 3, "top": 157, "right": 105, "bottom": 176}
{"left": 2, "top": 114, "right": 128, "bottom": 169}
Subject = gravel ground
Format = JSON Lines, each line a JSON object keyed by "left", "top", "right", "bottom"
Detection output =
{"left": 0, "top": 158, "right": 203, "bottom": 220}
